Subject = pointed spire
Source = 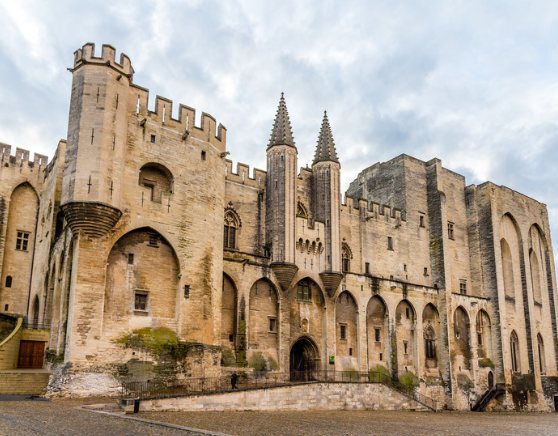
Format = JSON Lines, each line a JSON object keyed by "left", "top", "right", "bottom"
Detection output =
{"left": 268, "top": 92, "right": 296, "bottom": 148}
{"left": 313, "top": 111, "right": 339, "bottom": 164}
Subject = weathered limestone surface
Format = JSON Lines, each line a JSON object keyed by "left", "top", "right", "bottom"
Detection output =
{"left": 140, "top": 383, "right": 429, "bottom": 412}
{"left": 0, "top": 43, "right": 556, "bottom": 411}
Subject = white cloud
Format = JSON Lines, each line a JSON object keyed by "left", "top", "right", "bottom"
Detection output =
{"left": 1, "top": 0, "right": 558, "bottom": 256}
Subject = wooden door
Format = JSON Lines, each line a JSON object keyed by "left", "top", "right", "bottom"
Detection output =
{"left": 18, "top": 340, "right": 45, "bottom": 368}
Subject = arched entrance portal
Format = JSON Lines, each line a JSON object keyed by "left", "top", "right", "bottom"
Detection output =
{"left": 290, "top": 337, "right": 319, "bottom": 380}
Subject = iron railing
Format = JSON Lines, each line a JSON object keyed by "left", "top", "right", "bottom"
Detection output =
{"left": 121, "top": 369, "right": 439, "bottom": 411}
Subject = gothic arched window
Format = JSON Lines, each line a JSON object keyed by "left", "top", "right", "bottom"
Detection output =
{"left": 342, "top": 244, "right": 351, "bottom": 273}
{"left": 224, "top": 211, "right": 240, "bottom": 249}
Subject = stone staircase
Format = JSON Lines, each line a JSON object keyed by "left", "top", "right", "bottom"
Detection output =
{"left": 472, "top": 383, "right": 506, "bottom": 412}
{"left": 0, "top": 370, "right": 51, "bottom": 395}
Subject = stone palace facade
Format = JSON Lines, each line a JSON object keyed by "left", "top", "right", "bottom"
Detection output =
{"left": 0, "top": 43, "right": 557, "bottom": 410}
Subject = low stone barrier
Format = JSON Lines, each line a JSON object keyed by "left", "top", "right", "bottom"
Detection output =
{"left": 138, "top": 382, "right": 429, "bottom": 412}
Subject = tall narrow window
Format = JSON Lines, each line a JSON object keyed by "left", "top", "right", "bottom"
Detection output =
{"left": 16, "top": 231, "right": 30, "bottom": 251}
{"left": 460, "top": 281, "right": 467, "bottom": 295}
{"left": 375, "top": 328, "right": 381, "bottom": 342}
{"left": 342, "top": 244, "right": 351, "bottom": 273}
{"left": 538, "top": 334, "right": 546, "bottom": 374}
{"left": 5, "top": 276, "right": 12, "bottom": 288}
{"left": 365, "top": 262, "right": 370, "bottom": 275}
{"left": 387, "top": 236, "right": 393, "bottom": 250}
{"left": 269, "top": 318, "right": 277, "bottom": 332}
{"left": 224, "top": 211, "right": 239, "bottom": 249}
{"left": 340, "top": 324, "right": 347, "bottom": 340}
{"left": 510, "top": 331, "right": 520, "bottom": 372}
{"left": 448, "top": 222, "right": 454, "bottom": 240}
{"left": 419, "top": 214, "right": 425, "bottom": 227}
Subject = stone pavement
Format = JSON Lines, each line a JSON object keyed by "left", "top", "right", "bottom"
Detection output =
{"left": 0, "top": 399, "right": 211, "bottom": 435}
{"left": 1, "top": 398, "right": 557, "bottom": 436}
{"left": 138, "top": 409, "right": 558, "bottom": 436}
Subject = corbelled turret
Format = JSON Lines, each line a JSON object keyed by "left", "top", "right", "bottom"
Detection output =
{"left": 60, "top": 43, "right": 131, "bottom": 238}
{"left": 312, "top": 111, "right": 342, "bottom": 297}
{"left": 266, "top": 93, "right": 298, "bottom": 290}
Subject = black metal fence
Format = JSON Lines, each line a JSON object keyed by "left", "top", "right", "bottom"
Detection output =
{"left": 121, "top": 369, "right": 439, "bottom": 411}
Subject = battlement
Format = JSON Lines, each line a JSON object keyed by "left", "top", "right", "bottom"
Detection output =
{"left": 225, "top": 159, "right": 266, "bottom": 188}
{"left": 0, "top": 143, "right": 48, "bottom": 169}
{"left": 43, "top": 140, "right": 65, "bottom": 180}
{"left": 132, "top": 86, "right": 227, "bottom": 152}
{"left": 341, "top": 195, "right": 406, "bottom": 224}
{"left": 73, "top": 43, "right": 133, "bottom": 77}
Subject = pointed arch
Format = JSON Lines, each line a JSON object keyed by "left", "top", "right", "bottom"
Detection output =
{"left": 454, "top": 306, "right": 472, "bottom": 371}
{"left": 476, "top": 309, "right": 492, "bottom": 359}
{"left": 396, "top": 299, "right": 416, "bottom": 373}
{"left": 423, "top": 303, "right": 439, "bottom": 368}
{"left": 367, "top": 295, "right": 388, "bottom": 371}
{"left": 335, "top": 291, "right": 358, "bottom": 362}
{"left": 1, "top": 182, "right": 39, "bottom": 315}
{"left": 222, "top": 273, "right": 238, "bottom": 354}
{"left": 291, "top": 277, "right": 326, "bottom": 351}
{"left": 103, "top": 227, "right": 179, "bottom": 336}
{"left": 297, "top": 201, "right": 309, "bottom": 218}
{"left": 248, "top": 278, "right": 279, "bottom": 366}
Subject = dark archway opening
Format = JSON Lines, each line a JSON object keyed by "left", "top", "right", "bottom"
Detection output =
{"left": 290, "top": 337, "right": 319, "bottom": 381}
{"left": 488, "top": 371, "right": 494, "bottom": 389}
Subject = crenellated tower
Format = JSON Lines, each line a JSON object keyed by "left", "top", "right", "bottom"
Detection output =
{"left": 266, "top": 93, "right": 299, "bottom": 290}
{"left": 312, "top": 111, "right": 343, "bottom": 297}
{"left": 60, "top": 43, "right": 132, "bottom": 237}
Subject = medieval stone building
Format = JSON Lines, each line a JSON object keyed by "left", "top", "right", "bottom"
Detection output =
{"left": 0, "top": 43, "right": 557, "bottom": 410}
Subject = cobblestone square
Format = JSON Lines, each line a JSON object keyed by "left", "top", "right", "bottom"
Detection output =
{"left": 1, "top": 399, "right": 557, "bottom": 436}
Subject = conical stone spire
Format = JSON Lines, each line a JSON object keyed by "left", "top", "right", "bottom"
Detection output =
{"left": 313, "top": 111, "right": 339, "bottom": 164}
{"left": 268, "top": 92, "right": 296, "bottom": 148}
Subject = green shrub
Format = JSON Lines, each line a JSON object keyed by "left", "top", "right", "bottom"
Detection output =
{"left": 457, "top": 373, "right": 474, "bottom": 389}
{"left": 369, "top": 364, "right": 391, "bottom": 382}
{"left": 248, "top": 352, "right": 267, "bottom": 371}
{"left": 221, "top": 348, "right": 236, "bottom": 367}
{"left": 45, "top": 348, "right": 64, "bottom": 364}
{"left": 343, "top": 367, "right": 360, "bottom": 381}
{"left": 267, "top": 356, "right": 279, "bottom": 371}
{"left": 478, "top": 358, "right": 495, "bottom": 368}
{"left": 399, "top": 371, "right": 419, "bottom": 389}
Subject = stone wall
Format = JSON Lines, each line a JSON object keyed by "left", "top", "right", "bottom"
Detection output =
{"left": 139, "top": 382, "right": 430, "bottom": 412}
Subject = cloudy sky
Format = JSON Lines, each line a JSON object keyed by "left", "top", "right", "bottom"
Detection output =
{"left": 2, "top": 0, "right": 558, "bottom": 243}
